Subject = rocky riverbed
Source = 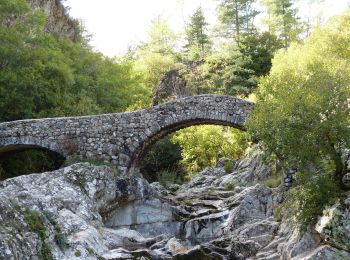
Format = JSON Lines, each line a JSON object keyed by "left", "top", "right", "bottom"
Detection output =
{"left": 0, "top": 149, "right": 349, "bottom": 259}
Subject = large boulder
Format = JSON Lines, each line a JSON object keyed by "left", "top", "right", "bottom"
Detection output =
{"left": 0, "top": 163, "right": 159, "bottom": 259}
{"left": 315, "top": 191, "right": 350, "bottom": 251}
{"left": 153, "top": 69, "right": 189, "bottom": 105}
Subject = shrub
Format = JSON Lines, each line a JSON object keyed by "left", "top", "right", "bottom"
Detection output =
{"left": 158, "top": 170, "right": 184, "bottom": 185}
{"left": 224, "top": 161, "right": 234, "bottom": 173}
{"left": 172, "top": 125, "right": 249, "bottom": 176}
{"left": 24, "top": 210, "right": 53, "bottom": 260}
{"left": 224, "top": 182, "right": 235, "bottom": 190}
{"left": 140, "top": 136, "right": 184, "bottom": 183}
{"left": 86, "top": 247, "right": 94, "bottom": 255}
{"left": 54, "top": 233, "right": 67, "bottom": 250}
{"left": 75, "top": 250, "right": 82, "bottom": 257}
{"left": 262, "top": 175, "right": 282, "bottom": 188}
{"left": 281, "top": 170, "right": 341, "bottom": 231}
{"left": 43, "top": 211, "right": 67, "bottom": 250}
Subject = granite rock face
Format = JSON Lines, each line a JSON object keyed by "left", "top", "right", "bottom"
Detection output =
{"left": 0, "top": 163, "right": 161, "bottom": 259}
{"left": 315, "top": 192, "right": 350, "bottom": 252}
{"left": 0, "top": 150, "right": 349, "bottom": 259}
{"left": 153, "top": 69, "right": 189, "bottom": 105}
{"left": 27, "top": 0, "right": 80, "bottom": 41}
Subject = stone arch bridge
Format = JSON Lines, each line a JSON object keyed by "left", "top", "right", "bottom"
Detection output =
{"left": 0, "top": 95, "right": 254, "bottom": 174}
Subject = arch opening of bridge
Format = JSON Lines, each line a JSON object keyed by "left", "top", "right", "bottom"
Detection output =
{"left": 0, "top": 144, "right": 65, "bottom": 181}
{"left": 129, "top": 118, "right": 246, "bottom": 177}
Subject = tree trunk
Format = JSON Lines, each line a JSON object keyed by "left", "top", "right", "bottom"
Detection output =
{"left": 234, "top": 0, "right": 240, "bottom": 46}
{"left": 330, "top": 146, "right": 346, "bottom": 190}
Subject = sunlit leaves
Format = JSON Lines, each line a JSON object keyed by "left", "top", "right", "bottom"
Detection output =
{"left": 247, "top": 12, "right": 350, "bottom": 178}
{"left": 172, "top": 125, "right": 249, "bottom": 174}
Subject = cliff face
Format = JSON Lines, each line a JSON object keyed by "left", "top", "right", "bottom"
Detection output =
{"left": 153, "top": 69, "right": 189, "bottom": 105}
{"left": 27, "top": 0, "right": 80, "bottom": 41}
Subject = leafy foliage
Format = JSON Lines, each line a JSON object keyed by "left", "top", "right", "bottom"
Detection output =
{"left": 183, "top": 49, "right": 257, "bottom": 97}
{"left": 224, "top": 160, "right": 234, "bottom": 173}
{"left": 281, "top": 170, "right": 341, "bottom": 230}
{"left": 157, "top": 170, "right": 184, "bottom": 185}
{"left": 0, "top": 0, "right": 145, "bottom": 121}
{"left": 238, "top": 32, "right": 284, "bottom": 77}
{"left": 172, "top": 125, "right": 249, "bottom": 175}
{"left": 130, "top": 18, "right": 180, "bottom": 107}
{"left": 260, "top": 0, "right": 302, "bottom": 46}
{"left": 24, "top": 210, "right": 52, "bottom": 260}
{"left": 217, "top": 0, "right": 259, "bottom": 42}
{"left": 140, "top": 137, "right": 184, "bottom": 183}
{"left": 247, "top": 13, "right": 350, "bottom": 186}
{"left": 185, "top": 7, "right": 211, "bottom": 61}
{"left": 261, "top": 174, "right": 282, "bottom": 188}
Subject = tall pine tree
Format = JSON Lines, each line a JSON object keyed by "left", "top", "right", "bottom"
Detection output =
{"left": 185, "top": 7, "right": 211, "bottom": 60}
{"left": 261, "top": 0, "right": 302, "bottom": 46}
{"left": 217, "top": 0, "right": 259, "bottom": 44}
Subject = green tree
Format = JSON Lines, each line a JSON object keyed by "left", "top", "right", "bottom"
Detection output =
{"left": 238, "top": 31, "right": 284, "bottom": 76}
{"left": 0, "top": 0, "right": 145, "bottom": 121}
{"left": 260, "top": 0, "right": 302, "bottom": 46}
{"left": 132, "top": 19, "right": 179, "bottom": 107}
{"left": 217, "top": 0, "right": 259, "bottom": 43}
{"left": 185, "top": 7, "right": 211, "bottom": 60}
{"left": 144, "top": 17, "right": 179, "bottom": 56}
{"left": 183, "top": 47, "right": 257, "bottom": 97}
{"left": 140, "top": 136, "right": 184, "bottom": 183}
{"left": 281, "top": 170, "right": 341, "bottom": 229}
{"left": 0, "top": 2, "right": 74, "bottom": 121}
{"left": 246, "top": 12, "right": 350, "bottom": 188}
{"left": 172, "top": 125, "right": 248, "bottom": 176}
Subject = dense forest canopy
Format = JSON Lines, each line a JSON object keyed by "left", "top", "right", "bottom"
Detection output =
{"left": 1, "top": 0, "right": 343, "bottom": 121}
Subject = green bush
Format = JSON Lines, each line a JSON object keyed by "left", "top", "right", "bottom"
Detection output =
{"left": 75, "top": 250, "right": 82, "bottom": 257}
{"left": 172, "top": 125, "right": 249, "bottom": 176}
{"left": 86, "top": 247, "right": 94, "bottom": 255}
{"left": 224, "top": 161, "right": 234, "bottom": 173}
{"left": 24, "top": 210, "right": 53, "bottom": 260}
{"left": 281, "top": 170, "right": 341, "bottom": 230}
{"left": 224, "top": 182, "right": 235, "bottom": 190}
{"left": 262, "top": 175, "right": 282, "bottom": 188}
{"left": 54, "top": 233, "right": 67, "bottom": 250}
{"left": 158, "top": 170, "right": 184, "bottom": 185}
{"left": 140, "top": 136, "right": 185, "bottom": 183}
{"left": 43, "top": 211, "right": 67, "bottom": 250}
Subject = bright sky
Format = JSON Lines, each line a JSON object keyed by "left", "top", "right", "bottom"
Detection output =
{"left": 64, "top": 0, "right": 349, "bottom": 57}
